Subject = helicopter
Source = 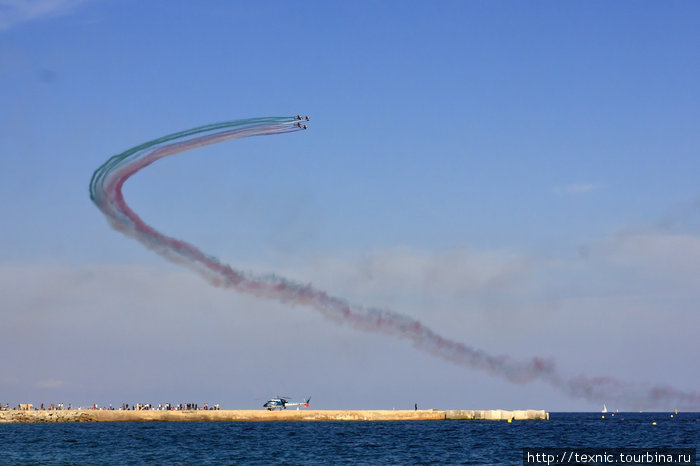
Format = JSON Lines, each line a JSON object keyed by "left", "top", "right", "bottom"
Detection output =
{"left": 263, "top": 396, "right": 311, "bottom": 411}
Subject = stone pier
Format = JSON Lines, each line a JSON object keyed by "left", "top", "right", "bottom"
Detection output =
{"left": 0, "top": 409, "right": 548, "bottom": 423}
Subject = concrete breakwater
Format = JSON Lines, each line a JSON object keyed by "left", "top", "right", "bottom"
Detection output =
{"left": 0, "top": 409, "right": 548, "bottom": 423}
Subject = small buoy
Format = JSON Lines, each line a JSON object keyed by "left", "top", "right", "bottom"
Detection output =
{"left": 507, "top": 418, "right": 512, "bottom": 423}
{"left": 652, "top": 422, "right": 657, "bottom": 425}
{"left": 601, "top": 415, "right": 605, "bottom": 419}
{"left": 670, "top": 414, "right": 674, "bottom": 418}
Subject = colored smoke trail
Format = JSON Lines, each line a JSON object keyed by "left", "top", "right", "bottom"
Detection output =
{"left": 90, "top": 116, "right": 699, "bottom": 410}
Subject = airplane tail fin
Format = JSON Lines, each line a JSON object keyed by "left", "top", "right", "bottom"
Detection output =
{"left": 305, "top": 397, "right": 311, "bottom": 407}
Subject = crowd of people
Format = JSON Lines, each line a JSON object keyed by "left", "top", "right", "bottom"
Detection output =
{"left": 119, "top": 403, "right": 220, "bottom": 411}
{"left": 1, "top": 402, "right": 221, "bottom": 411}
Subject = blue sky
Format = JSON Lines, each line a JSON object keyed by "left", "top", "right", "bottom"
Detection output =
{"left": 1, "top": 1, "right": 698, "bottom": 411}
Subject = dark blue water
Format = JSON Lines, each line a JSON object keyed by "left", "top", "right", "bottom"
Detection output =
{"left": 0, "top": 413, "right": 697, "bottom": 465}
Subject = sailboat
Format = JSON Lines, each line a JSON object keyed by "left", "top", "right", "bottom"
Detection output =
{"left": 602, "top": 404, "right": 608, "bottom": 413}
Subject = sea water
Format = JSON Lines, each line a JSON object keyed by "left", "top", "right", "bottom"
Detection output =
{"left": 0, "top": 412, "right": 697, "bottom": 465}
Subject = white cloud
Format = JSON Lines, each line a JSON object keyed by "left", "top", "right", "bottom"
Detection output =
{"left": 265, "top": 246, "right": 540, "bottom": 337}
{"left": 0, "top": 0, "right": 89, "bottom": 30}
{"left": 605, "top": 233, "right": 700, "bottom": 286}
{"left": 0, "top": 238, "right": 697, "bottom": 411}
{"left": 552, "top": 183, "right": 598, "bottom": 195}
{"left": 288, "top": 247, "right": 533, "bottom": 298}
{"left": 36, "top": 378, "right": 65, "bottom": 388}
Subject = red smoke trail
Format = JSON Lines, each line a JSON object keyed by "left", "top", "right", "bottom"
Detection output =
{"left": 91, "top": 117, "right": 699, "bottom": 410}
